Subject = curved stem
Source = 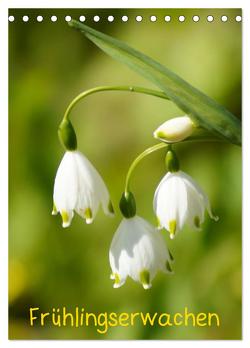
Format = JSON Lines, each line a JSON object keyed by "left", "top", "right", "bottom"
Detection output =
{"left": 125, "top": 143, "right": 169, "bottom": 194}
{"left": 124, "top": 131, "right": 226, "bottom": 193}
{"left": 63, "top": 85, "right": 169, "bottom": 121}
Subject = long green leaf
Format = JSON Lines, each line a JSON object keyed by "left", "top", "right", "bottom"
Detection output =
{"left": 69, "top": 20, "right": 241, "bottom": 146}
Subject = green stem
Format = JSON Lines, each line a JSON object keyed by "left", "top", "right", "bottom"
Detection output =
{"left": 125, "top": 143, "right": 168, "bottom": 193}
{"left": 63, "top": 85, "right": 169, "bottom": 121}
{"left": 124, "top": 131, "right": 226, "bottom": 193}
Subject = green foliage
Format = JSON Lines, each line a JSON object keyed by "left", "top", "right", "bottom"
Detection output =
{"left": 69, "top": 20, "right": 241, "bottom": 146}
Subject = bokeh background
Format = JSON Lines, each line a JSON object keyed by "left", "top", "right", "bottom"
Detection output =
{"left": 9, "top": 8, "right": 242, "bottom": 339}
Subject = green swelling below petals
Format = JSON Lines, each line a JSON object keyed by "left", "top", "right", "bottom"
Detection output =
{"left": 119, "top": 191, "right": 136, "bottom": 218}
{"left": 165, "top": 149, "right": 180, "bottom": 173}
{"left": 58, "top": 119, "right": 77, "bottom": 151}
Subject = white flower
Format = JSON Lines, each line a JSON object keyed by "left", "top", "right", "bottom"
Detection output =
{"left": 154, "top": 116, "right": 194, "bottom": 142}
{"left": 52, "top": 150, "right": 114, "bottom": 227}
{"left": 109, "top": 215, "right": 173, "bottom": 289}
{"left": 154, "top": 171, "right": 218, "bottom": 239}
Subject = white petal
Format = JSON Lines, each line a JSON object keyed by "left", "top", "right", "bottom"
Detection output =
{"left": 74, "top": 151, "right": 112, "bottom": 219}
{"left": 113, "top": 278, "right": 126, "bottom": 288}
{"left": 179, "top": 171, "right": 219, "bottom": 222}
{"left": 142, "top": 283, "right": 152, "bottom": 290}
{"left": 52, "top": 150, "right": 112, "bottom": 226}
{"left": 154, "top": 170, "right": 218, "bottom": 236}
{"left": 154, "top": 172, "right": 188, "bottom": 234}
{"left": 206, "top": 202, "right": 219, "bottom": 221}
{"left": 109, "top": 216, "right": 171, "bottom": 288}
{"left": 153, "top": 172, "right": 171, "bottom": 211}
{"left": 51, "top": 203, "right": 58, "bottom": 215}
{"left": 109, "top": 219, "right": 130, "bottom": 280}
{"left": 185, "top": 184, "right": 205, "bottom": 230}
{"left": 60, "top": 209, "right": 74, "bottom": 228}
{"left": 73, "top": 152, "right": 99, "bottom": 217}
{"left": 53, "top": 152, "right": 79, "bottom": 212}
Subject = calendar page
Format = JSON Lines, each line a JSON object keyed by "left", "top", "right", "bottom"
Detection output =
{"left": 8, "top": 8, "right": 242, "bottom": 340}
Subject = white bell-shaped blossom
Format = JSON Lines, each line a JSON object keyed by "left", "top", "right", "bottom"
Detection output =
{"left": 109, "top": 215, "right": 173, "bottom": 289}
{"left": 52, "top": 150, "right": 114, "bottom": 227}
{"left": 154, "top": 116, "right": 194, "bottom": 142}
{"left": 154, "top": 171, "right": 218, "bottom": 239}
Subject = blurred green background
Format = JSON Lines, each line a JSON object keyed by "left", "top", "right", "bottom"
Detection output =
{"left": 9, "top": 8, "right": 241, "bottom": 339}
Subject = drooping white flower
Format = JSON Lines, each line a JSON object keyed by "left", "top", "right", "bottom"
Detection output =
{"left": 109, "top": 215, "right": 173, "bottom": 289}
{"left": 154, "top": 116, "right": 194, "bottom": 143}
{"left": 52, "top": 150, "right": 114, "bottom": 227}
{"left": 154, "top": 171, "right": 218, "bottom": 239}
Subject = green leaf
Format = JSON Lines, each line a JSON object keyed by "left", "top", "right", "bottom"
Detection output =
{"left": 69, "top": 20, "right": 241, "bottom": 146}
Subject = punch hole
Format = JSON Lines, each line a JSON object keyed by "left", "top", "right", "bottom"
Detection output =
{"left": 79, "top": 16, "right": 86, "bottom": 22}
{"left": 207, "top": 15, "right": 214, "bottom": 22}
{"left": 136, "top": 16, "right": 143, "bottom": 22}
{"left": 51, "top": 16, "right": 57, "bottom": 22}
{"left": 164, "top": 15, "right": 171, "bottom": 22}
{"left": 37, "top": 15, "right": 43, "bottom": 22}
{"left": 65, "top": 16, "right": 71, "bottom": 22}
{"left": 8, "top": 15, "right": 15, "bottom": 22}
{"left": 108, "top": 15, "right": 114, "bottom": 22}
{"left": 221, "top": 15, "right": 228, "bottom": 22}
{"left": 193, "top": 15, "right": 199, "bottom": 22}
{"left": 94, "top": 15, "right": 100, "bottom": 22}
{"left": 150, "top": 15, "right": 157, "bottom": 22}
{"left": 235, "top": 15, "right": 242, "bottom": 22}
{"left": 22, "top": 15, "right": 29, "bottom": 22}
{"left": 122, "top": 15, "right": 129, "bottom": 22}
{"left": 179, "top": 16, "right": 185, "bottom": 22}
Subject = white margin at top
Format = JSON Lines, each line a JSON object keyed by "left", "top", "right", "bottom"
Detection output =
{"left": 1, "top": 0, "right": 247, "bottom": 9}
{"left": 1, "top": 1, "right": 249, "bottom": 348}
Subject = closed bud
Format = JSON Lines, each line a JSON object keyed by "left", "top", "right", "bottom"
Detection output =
{"left": 154, "top": 116, "right": 194, "bottom": 143}
{"left": 58, "top": 119, "right": 77, "bottom": 151}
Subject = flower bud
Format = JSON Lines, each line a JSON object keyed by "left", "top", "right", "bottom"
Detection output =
{"left": 58, "top": 119, "right": 77, "bottom": 151}
{"left": 154, "top": 116, "right": 194, "bottom": 143}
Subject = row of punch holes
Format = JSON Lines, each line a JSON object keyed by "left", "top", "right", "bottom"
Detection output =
{"left": 8, "top": 14, "right": 242, "bottom": 23}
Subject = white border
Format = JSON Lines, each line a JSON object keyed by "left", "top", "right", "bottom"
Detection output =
{"left": 0, "top": 0, "right": 248, "bottom": 9}
{"left": 1, "top": 1, "right": 249, "bottom": 347}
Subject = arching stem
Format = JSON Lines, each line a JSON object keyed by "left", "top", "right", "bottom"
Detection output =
{"left": 63, "top": 85, "right": 169, "bottom": 121}
{"left": 125, "top": 143, "right": 169, "bottom": 194}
